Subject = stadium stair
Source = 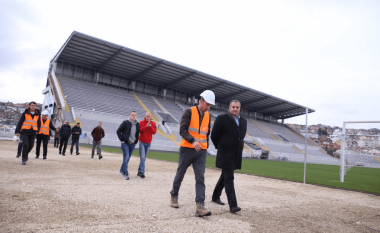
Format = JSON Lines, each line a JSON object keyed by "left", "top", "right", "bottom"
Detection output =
{"left": 246, "top": 133, "right": 278, "bottom": 158}
{"left": 56, "top": 76, "right": 70, "bottom": 111}
{"left": 251, "top": 120, "right": 281, "bottom": 141}
{"left": 375, "top": 156, "right": 380, "bottom": 163}
{"left": 133, "top": 94, "right": 180, "bottom": 146}
{"left": 257, "top": 121, "right": 282, "bottom": 140}
{"left": 284, "top": 124, "right": 318, "bottom": 147}
{"left": 151, "top": 97, "right": 169, "bottom": 114}
{"left": 292, "top": 146, "right": 314, "bottom": 159}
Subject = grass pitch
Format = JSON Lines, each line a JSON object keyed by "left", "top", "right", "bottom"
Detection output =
{"left": 83, "top": 145, "right": 380, "bottom": 194}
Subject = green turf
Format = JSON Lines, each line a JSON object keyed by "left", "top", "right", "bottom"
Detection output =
{"left": 81, "top": 145, "right": 380, "bottom": 194}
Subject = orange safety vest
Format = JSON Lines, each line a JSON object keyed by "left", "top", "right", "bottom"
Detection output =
{"left": 38, "top": 119, "right": 50, "bottom": 135}
{"left": 21, "top": 113, "right": 39, "bottom": 132}
{"left": 180, "top": 106, "right": 210, "bottom": 150}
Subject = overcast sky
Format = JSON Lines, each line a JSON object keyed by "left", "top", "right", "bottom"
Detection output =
{"left": 0, "top": 0, "right": 379, "bottom": 127}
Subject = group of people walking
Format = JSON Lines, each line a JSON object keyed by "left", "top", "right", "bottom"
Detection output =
{"left": 15, "top": 102, "right": 105, "bottom": 163}
{"left": 16, "top": 88, "right": 247, "bottom": 217}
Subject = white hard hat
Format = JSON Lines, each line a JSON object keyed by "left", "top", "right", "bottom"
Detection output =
{"left": 13, "top": 136, "right": 20, "bottom": 142}
{"left": 42, "top": 110, "right": 49, "bottom": 115}
{"left": 200, "top": 90, "right": 215, "bottom": 105}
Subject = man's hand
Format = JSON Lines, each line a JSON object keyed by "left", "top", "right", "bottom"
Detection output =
{"left": 192, "top": 141, "right": 202, "bottom": 152}
{"left": 15, "top": 133, "right": 20, "bottom": 137}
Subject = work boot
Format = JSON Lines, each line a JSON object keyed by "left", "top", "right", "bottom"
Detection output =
{"left": 195, "top": 203, "right": 211, "bottom": 217}
{"left": 170, "top": 195, "right": 179, "bottom": 208}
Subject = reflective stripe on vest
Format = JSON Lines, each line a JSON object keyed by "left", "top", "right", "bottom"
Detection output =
{"left": 21, "top": 114, "right": 39, "bottom": 132}
{"left": 38, "top": 119, "right": 50, "bottom": 135}
{"left": 180, "top": 106, "right": 210, "bottom": 150}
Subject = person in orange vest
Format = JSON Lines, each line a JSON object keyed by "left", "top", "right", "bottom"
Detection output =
{"left": 15, "top": 101, "right": 41, "bottom": 165}
{"left": 169, "top": 90, "right": 215, "bottom": 217}
{"left": 35, "top": 110, "right": 57, "bottom": 160}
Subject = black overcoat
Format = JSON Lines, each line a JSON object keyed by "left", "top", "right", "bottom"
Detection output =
{"left": 211, "top": 113, "right": 247, "bottom": 170}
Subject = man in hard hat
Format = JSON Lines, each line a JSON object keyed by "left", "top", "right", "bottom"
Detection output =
{"left": 170, "top": 90, "right": 215, "bottom": 217}
{"left": 211, "top": 100, "right": 247, "bottom": 213}
{"left": 36, "top": 110, "right": 57, "bottom": 159}
{"left": 14, "top": 101, "right": 41, "bottom": 165}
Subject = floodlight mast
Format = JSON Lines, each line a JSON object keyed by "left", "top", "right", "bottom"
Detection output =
{"left": 303, "top": 108, "right": 308, "bottom": 184}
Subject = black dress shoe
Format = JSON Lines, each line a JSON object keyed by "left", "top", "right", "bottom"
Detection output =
{"left": 230, "top": 207, "right": 241, "bottom": 213}
{"left": 212, "top": 198, "right": 225, "bottom": 205}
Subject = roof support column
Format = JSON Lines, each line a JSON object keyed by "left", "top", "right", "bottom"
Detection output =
{"left": 131, "top": 81, "right": 136, "bottom": 90}
{"left": 303, "top": 107, "right": 308, "bottom": 184}
{"left": 95, "top": 72, "right": 100, "bottom": 83}
{"left": 163, "top": 88, "right": 167, "bottom": 100}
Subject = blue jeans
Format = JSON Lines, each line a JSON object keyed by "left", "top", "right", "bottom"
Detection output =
{"left": 138, "top": 142, "right": 151, "bottom": 173}
{"left": 70, "top": 138, "right": 79, "bottom": 154}
{"left": 120, "top": 143, "right": 135, "bottom": 175}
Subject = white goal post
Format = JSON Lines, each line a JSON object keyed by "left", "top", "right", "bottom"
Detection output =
{"left": 340, "top": 121, "right": 380, "bottom": 182}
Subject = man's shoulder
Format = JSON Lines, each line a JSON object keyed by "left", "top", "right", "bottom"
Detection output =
{"left": 216, "top": 113, "right": 229, "bottom": 119}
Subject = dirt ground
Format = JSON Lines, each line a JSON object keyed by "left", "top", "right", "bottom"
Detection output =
{"left": 0, "top": 140, "right": 379, "bottom": 233}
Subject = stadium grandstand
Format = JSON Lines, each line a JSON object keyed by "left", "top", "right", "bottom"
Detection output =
{"left": 38, "top": 31, "right": 378, "bottom": 168}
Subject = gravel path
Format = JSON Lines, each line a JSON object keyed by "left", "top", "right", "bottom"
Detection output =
{"left": 0, "top": 140, "right": 379, "bottom": 232}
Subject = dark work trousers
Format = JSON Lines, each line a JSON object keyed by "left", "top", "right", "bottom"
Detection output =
{"left": 17, "top": 135, "right": 23, "bottom": 155}
{"left": 54, "top": 138, "right": 59, "bottom": 147}
{"left": 212, "top": 169, "right": 238, "bottom": 209}
{"left": 59, "top": 137, "right": 69, "bottom": 154}
{"left": 21, "top": 134, "right": 36, "bottom": 162}
{"left": 170, "top": 147, "right": 207, "bottom": 204}
{"left": 36, "top": 134, "right": 49, "bottom": 158}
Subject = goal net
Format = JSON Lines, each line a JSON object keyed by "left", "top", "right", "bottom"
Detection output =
{"left": 340, "top": 121, "right": 380, "bottom": 182}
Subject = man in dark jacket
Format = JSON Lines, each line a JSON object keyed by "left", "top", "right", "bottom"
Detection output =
{"left": 170, "top": 90, "right": 215, "bottom": 217}
{"left": 59, "top": 120, "right": 71, "bottom": 156}
{"left": 35, "top": 110, "right": 57, "bottom": 159}
{"left": 211, "top": 100, "right": 247, "bottom": 213}
{"left": 91, "top": 122, "right": 105, "bottom": 159}
{"left": 15, "top": 101, "right": 41, "bottom": 165}
{"left": 70, "top": 122, "right": 82, "bottom": 155}
{"left": 116, "top": 111, "right": 140, "bottom": 180}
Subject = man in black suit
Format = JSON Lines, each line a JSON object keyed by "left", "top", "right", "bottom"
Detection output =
{"left": 211, "top": 100, "right": 247, "bottom": 213}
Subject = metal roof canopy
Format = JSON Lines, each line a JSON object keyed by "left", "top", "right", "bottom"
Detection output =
{"left": 52, "top": 31, "right": 315, "bottom": 119}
